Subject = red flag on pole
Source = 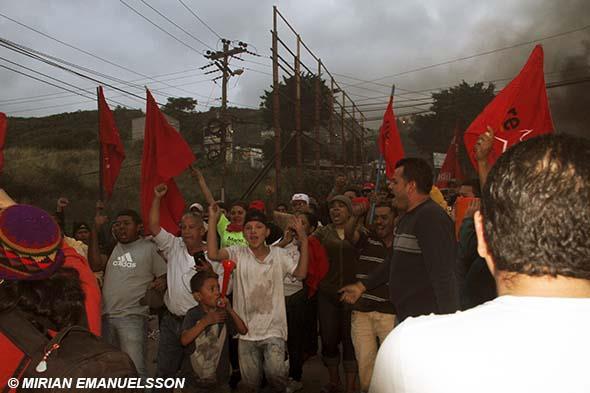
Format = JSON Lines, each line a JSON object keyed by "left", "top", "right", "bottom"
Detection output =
{"left": 435, "top": 127, "right": 464, "bottom": 188}
{"left": 378, "top": 94, "right": 405, "bottom": 178}
{"left": 464, "top": 45, "right": 554, "bottom": 169}
{"left": 141, "top": 89, "right": 196, "bottom": 234}
{"left": 0, "top": 113, "right": 7, "bottom": 174}
{"left": 98, "top": 87, "right": 125, "bottom": 199}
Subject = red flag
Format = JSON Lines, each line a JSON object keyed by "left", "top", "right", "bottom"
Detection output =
{"left": 0, "top": 113, "right": 7, "bottom": 174}
{"left": 464, "top": 45, "right": 554, "bottom": 169}
{"left": 436, "top": 127, "right": 464, "bottom": 188}
{"left": 378, "top": 96, "right": 405, "bottom": 177}
{"left": 98, "top": 87, "right": 125, "bottom": 198}
{"left": 141, "top": 89, "right": 195, "bottom": 234}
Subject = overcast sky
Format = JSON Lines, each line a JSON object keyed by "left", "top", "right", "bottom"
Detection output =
{"left": 1, "top": 0, "right": 589, "bottom": 127}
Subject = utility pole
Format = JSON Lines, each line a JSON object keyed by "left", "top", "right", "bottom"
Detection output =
{"left": 341, "top": 91, "right": 346, "bottom": 174}
{"left": 295, "top": 35, "right": 302, "bottom": 190}
{"left": 314, "top": 59, "right": 321, "bottom": 171}
{"left": 203, "top": 39, "right": 247, "bottom": 201}
{"left": 272, "top": 6, "right": 281, "bottom": 205}
{"left": 360, "top": 116, "right": 365, "bottom": 180}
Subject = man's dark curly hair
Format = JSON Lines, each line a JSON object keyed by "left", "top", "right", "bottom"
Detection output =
{"left": 0, "top": 267, "right": 85, "bottom": 330}
{"left": 481, "top": 134, "right": 590, "bottom": 279}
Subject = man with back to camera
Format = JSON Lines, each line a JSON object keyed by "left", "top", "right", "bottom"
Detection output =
{"left": 369, "top": 134, "right": 590, "bottom": 393}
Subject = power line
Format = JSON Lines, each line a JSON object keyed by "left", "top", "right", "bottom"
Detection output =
{"left": 360, "top": 76, "right": 590, "bottom": 122}
{"left": 0, "top": 12, "right": 170, "bottom": 82}
{"left": 0, "top": 67, "right": 201, "bottom": 105}
{"left": 347, "top": 23, "right": 590, "bottom": 88}
{"left": 177, "top": 0, "right": 222, "bottom": 40}
{"left": 118, "top": 0, "right": 205, "bottom": 55}
{"left": 138, "top": 0, "right": 215, "bottom": 50}
{"left": 344, "top": 64, "right": 590, "bottom": 107}
{"left": 0, "top": 38, "right": 148, "bottom": 103}
{"left": 0, "top": 72, "right": 212, "bottom": 107}
{"left": 0, "top": 36, "right": 228, "bottom": 108}
{"left": 0, "top": 63, "right": 101, "bottom": 104}
{"left": 0, "top": 38, "right": 146, "bottom": 98}
{"left": 0, "top": 13, "right": 217, "bottom": 103}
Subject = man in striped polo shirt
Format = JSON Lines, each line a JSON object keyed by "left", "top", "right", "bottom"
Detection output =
{"left": 343, "top": 199, "right": 397, "bottom": 393}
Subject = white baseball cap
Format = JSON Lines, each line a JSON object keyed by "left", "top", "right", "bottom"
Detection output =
{"left": 291, "top": 193, "right": 310, "bottom": 204}
{"left": 189, "top": 202, "right": 204, "bottom": 213}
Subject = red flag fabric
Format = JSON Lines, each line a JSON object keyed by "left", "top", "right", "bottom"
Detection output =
{"left": 141, "top": 89, "right": 195, "bottom": 235}
{"left": 98, "top": 87, "right": 125, "bottom": 198}
{"left": 0, "top": 113, "right": 7, "bottom": 174}
{"left": 435, "top": 127, "right": 464, "bottom": 188}
{"left": 464, "top": 45, "right": 554, "bottom": 169}
{"left": 378, "top": 96, "right": 405, "bottom": 177}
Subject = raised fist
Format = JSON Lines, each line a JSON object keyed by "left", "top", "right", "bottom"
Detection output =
{"left": 154, "top": 183, "right": 168, "bottom": 198}
{"left": 57, "top": 197, "right": 69, "bottom": 211}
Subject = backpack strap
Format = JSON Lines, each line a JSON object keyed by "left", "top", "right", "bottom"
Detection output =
{"left": 0, "top": 309, "right": 49, "bottom": 393}
{"left": 0, "top": 309, "right": 48, "bottom": 357}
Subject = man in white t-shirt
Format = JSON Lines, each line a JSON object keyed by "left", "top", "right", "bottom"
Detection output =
{"left": 370, "top": 134, "right": 590, "bottom": 393}
{"left": 149, "top": 184, "right": 228, "bottom": 388}
{"left": 208, "top": 206, "right": 309, "bottom": 393}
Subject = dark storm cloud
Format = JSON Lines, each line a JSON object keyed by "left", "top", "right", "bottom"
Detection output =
{"left": 0, "top": 0, "right": 588, "bottom": 137}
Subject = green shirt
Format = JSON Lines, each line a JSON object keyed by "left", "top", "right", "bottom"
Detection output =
{"left": 217, "top": 214, "right": 247, "bottom": 248}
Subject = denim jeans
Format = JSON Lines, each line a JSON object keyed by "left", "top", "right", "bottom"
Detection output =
{"left": 238, "top": 337, "right": 288, "bottom": 392}
{"left": 156, "top": 310, "right": 186, "bottom": 388}
{"left": 351, "top": 311, "right": 396, "bottom": 392}
{"left": 102, "top": 314, "right": 148, "bottom": 378}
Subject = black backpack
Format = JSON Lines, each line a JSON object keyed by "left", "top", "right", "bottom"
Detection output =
{"left": 0, "top": 309, "right": 139, "bottom": 393}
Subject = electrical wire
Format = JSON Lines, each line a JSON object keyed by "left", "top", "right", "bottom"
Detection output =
{"left": 118, "top": 0, "right": 205, "bottom": 55}
{"left": 345, "top": 23, "right": 590, "bottom": 88}
{"left": 177, "top": 0, "right": 222, "bottom": 40}
{"left": 138, "top": 0, "right": 215, "bottom": 51}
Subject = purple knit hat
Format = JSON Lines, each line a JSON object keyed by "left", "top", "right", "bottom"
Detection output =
{"left": 0, "top": 204, "right": 64, "bottom": 281}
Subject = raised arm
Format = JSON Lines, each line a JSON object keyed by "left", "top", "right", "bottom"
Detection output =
{"left": 291, "top": 216, "right": 309, "bottom": 280}
{"left": 191, "top": 166, "right": 216, "bottom": 206}
{"left": 207, "top": 203, "right": 230, "bottom": 261}
{"left": 88, "top": 201, "right": 108, "bottom": 272}
{"left": 475, "top": 126, "right": 494, "bottom": 188}
{"left": 55, "top": 197, "right": 69, "bottom": 234}
{"left": 149, "top": 183, "right": 168, "bottom": 236}
{"left": 344, "top": 203, "right": 366, "bottom": 245}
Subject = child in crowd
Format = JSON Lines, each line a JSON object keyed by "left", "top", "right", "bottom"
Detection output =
{"left": 207, "top": 206, "right": 309, "bottom": 393}
{"left": 181, "top": 270, "right": 247, "bottom": 393}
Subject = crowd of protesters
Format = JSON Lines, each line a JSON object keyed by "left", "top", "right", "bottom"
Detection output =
{"left": 1, "top": 131, "right": 589, "bottom": 393}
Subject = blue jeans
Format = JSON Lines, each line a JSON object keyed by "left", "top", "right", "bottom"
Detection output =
{"left": 238, "top": 337, "right": 288, "bottom": 392}
{"left": 156, "top": 311, "right": 186, "bottom": 386}
{"left": 102, "top": 314, "right": 148, "bottom": 378}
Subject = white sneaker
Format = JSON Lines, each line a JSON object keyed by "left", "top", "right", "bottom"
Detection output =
{"left": 286, "top": 379, "right": 304, "bottom": 393}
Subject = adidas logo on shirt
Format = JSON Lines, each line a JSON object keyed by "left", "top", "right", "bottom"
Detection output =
{"left": 113, "top": 252, "right": 136, "bottom": 268}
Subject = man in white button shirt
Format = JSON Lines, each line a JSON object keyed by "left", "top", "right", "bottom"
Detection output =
{"left": 370, "top": 134, "right": 590, "bottom": 393}
{"left": 149, "top": 183, "right": 226, "bottom": 388}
